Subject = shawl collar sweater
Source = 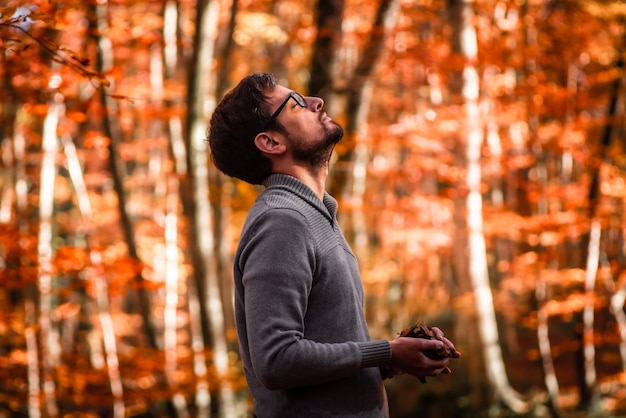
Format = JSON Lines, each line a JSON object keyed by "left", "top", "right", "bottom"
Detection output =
{"left": 234, "top": 174, "right": 391, "bottom": 417}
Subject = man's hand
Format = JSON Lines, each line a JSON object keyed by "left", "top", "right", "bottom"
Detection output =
{"left": 429, "top": 326, "right": 461, "bottom": 359}
{"left": 389, "top": 337, "right": 452, "bottom": 382}
{"left": 389, "top": 323, "right": 461, "bottom": 382}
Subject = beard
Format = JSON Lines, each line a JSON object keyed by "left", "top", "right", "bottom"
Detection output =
{"left": 291, "top": 120, "right": 344, "bottom": 167}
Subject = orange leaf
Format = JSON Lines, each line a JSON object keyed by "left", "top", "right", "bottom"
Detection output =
{"left": 52, "top": 246, "right": 90, "bottom": 274}
{"left": 66, "top": 111, "right": 87, "bottom": 123}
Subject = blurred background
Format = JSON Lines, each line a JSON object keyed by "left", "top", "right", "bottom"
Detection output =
{"left": 1, "top": 0, "right": 626, "bottom": 416}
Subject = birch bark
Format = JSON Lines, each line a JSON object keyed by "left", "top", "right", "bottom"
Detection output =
{"left": 182, "top": 0, "right": 236, "bottom": 415}
{"left": 448, "top": 0, "right": 528, "bottom": 413}
{"left": 36, "top": 96, "right": 62, "bottom": 418}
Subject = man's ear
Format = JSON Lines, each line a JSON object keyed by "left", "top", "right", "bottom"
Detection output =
{"left": 254, "top": 132, "right": 286, "bottom": 155}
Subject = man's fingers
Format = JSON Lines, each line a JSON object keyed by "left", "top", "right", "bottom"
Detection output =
{"left": 429, "top": 327, "right": 444, "bottom": 341}
{"left": 429, "top": 328, "right": 462, "bottom": 358}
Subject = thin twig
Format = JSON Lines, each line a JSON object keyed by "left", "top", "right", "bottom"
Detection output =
{"left": 0, "top": 22, "right": 109, "bottom": 85}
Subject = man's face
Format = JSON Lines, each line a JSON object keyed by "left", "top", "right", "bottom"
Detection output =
{"left": 263, "top": 85, "right": 344, "bottom": 166}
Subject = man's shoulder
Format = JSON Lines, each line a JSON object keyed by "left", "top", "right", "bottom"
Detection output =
{"left": 243, "top": 189, "right": 308, "bottom": 227}
{"left": 242, "top": 187, "right": 331, "bottom": 241}
{"left": 255, "top": 186, "right": 310, "bottom": 212}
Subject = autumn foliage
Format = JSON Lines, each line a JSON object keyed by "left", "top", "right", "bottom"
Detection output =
{"left": 1, "top": 0, "right": 626, "bottom": 417}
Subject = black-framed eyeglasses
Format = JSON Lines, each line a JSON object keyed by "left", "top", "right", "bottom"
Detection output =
{"left": 259, "top": 92, "right": 307, "bottom": 132}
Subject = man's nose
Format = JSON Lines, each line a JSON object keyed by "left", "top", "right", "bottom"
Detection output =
{"left": 306, "top": 96, "right": 324, "bottom": 111}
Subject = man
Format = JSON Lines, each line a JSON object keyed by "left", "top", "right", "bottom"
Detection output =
{"left": 207, "top": 73, "right": 460, "bottom": 417}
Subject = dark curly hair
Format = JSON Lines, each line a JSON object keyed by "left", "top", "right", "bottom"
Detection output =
{"left": 207, "top": 73, "right": 280, "bottom": 185}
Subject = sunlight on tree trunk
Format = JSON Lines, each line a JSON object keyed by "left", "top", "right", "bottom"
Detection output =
{"left": 611, "top": 283, "right": 626, "bottom": 370}
{"left": 161, "top": 0, "right": 230, "bottom": 413}
{"left": 24, "top": 298, "right": 41, "bottom": 418}
{"left": 535, "top": 275, "right": 561, "bottom": 413}
{"left": 58, "top": 134, "right": 87, "bottom": 356}
{"left": 0, "top": 139, "right": 13, "bottom": 222}
{"left": 185, "top": 0, "right": 236, "bottom": 415}
{"left": 150, "top": 8, "right": 192, "bottom": 415}
{"left": 0, "top": 73, "right": 17, "bottom": 223}
{"left": 449, "top": 0, "right": 528, "bottom": 412}
{"left": 13, "top": 125, "right": 28, "bottom": 217}
{"left": 62, "top": 128, "right": 128, "bottom": 418}
{"left": 164, "top": 1, "right": 179, "bottom": 79}
{"left": 190, "top": 4, "right": 217, "bottom": 414}
{"left": 92, "top": 252, "right": 125, "bottom": 418}
{"left": 212, "top": 0, "right": 240, "bottom": 359}
{"left": 164, "top": 2, "right": 188, "bottom": 175}
{"left": 583, "top": 221, "right": 601, "bottom": 390}
{"left": 483, "top": 93, "right": 504, "bottom": 207}
{"left": 63, "top": 123, "right": 128, "bottom": 417}
{"left": 9, "top": 114, "right": 41, "bottom": 417}
{"left": 25, "top": 171, "right": 42, "bottom": 418}
{"left": 60, "top": 136, "right": 90, "bottom": 218}
{"left": 37, "top": 99, "right": 61, "bottom": 418}
{"left": 464, "top": 65, "right": 528, "bottom": 414}
{"left": 164, "top": 177, "right": 191, "bottom": 417}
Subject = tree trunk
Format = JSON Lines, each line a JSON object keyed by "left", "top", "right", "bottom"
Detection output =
{"left": 37, "top": 99, "right": 63, "bottom": 418}
{"left": 154, "top": 4, "right": 193, "bottom": 415}
{"left": 212, "top": 0, "right": 239, "bottom": 356}
{"left": 326, "top": 0, "right": 396, "bottom": 202}
{"left": 0, "top": 50, "right": 17, "bottom": 222}
{"left": 580, "top": 47, "right": 625, "bottom": 407}
{"left": 89, "top": 0, "right": 157, "bottom": 349}
{"left": 309, "top": 0, "right": 344, "bottom": 98}
{"left": 447, "top": 0, "right": 528, "bottom": 413}
{"left": 183, "top": 0, "right": 235, "bottom": 415}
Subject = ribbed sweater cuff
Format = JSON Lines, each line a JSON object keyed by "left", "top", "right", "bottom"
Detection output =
{"left": 358, "top": 340, "right": 392, "bottom": 368}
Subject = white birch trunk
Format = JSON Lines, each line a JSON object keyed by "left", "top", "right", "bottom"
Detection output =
{"left": 61, "top": 130, "right": 126, "bottom": 417}
{"left": 164, "top": 176, "right": 191, "bottom": 417}
{"left": 610, "top": 282, "right": 626, "bottom": 371}
{"left": 9, "top": 116, "right": 42, "bottom": 418}
{"left": 149, "top": 8, "right": 191, "bottom": 415}
{"left": 455, "top": 0, "right": 528, "bottom": 412}
{"left": 0, "top": 138, "right": 15, "bottom": 222}
{"left": 91, "top": 251, "right": 126, "bottom": 418}
{"left": 37, "top": 98, "right": 62, "bottom": 418}
{"left": 189, "top": 1, "right": 236, "bottom": 415}
{"left": 583, "top": 220, "right": 601, "bottom": 389}
{"left": 463, "top": 65, "right": 528, "bottom": 413}
{"left": 536, "top": 274, "right": 560, "bottom": 411}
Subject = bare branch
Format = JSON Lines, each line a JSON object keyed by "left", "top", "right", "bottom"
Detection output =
{"left": 0, "top": 22, "right": 109, "bottom": 86}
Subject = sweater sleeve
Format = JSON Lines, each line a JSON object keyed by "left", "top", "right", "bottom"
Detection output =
{"left": 238, "top": 207, "right": 391, "bottom": 390}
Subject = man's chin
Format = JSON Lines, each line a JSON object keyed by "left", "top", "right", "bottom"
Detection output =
{"left": 329, "top": 121, "right": 344, "bottom": 143}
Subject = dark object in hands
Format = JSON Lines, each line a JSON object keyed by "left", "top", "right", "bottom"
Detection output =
{"left": 399, "top": 321, "right": 453, "bottom": 360}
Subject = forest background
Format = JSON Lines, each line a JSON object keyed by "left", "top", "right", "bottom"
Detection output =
{"left": 1, "top": 0, "right": 626, "bottom": 417}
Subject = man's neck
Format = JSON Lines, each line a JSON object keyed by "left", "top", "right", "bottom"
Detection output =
{"left": 300, "top": 168, "right": 327, "bottom": 201}
{"left": 273, "top": 164, "right": 328, "bottom": 201}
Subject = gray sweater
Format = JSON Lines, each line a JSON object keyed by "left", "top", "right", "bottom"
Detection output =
{"left": 234, "top": 174, "right": 392, "bottom": 417}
